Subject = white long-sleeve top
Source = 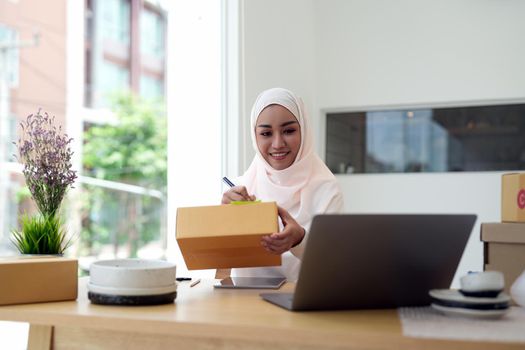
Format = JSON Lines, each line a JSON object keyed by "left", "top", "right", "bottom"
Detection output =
{"left": 231, "top": 181, "right": 344, "bottom": 282}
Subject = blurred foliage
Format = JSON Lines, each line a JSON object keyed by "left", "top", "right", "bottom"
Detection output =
{"left": 15, "top": 186, "right": 31, "bottom": 203}
{"left": 81, "top": 93, "right": 167, "bottom": 257}
{"left": 83, "top": 93, "right": 167, "bottom": 189}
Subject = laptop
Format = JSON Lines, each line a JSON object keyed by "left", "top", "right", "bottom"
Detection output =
{"left": 260, "top": 214, "right": 476, "bottom": 311}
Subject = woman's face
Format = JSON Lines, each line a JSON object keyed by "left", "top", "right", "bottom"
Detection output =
{"left": 255, "top": 104, "right": 301, "bottom": 170}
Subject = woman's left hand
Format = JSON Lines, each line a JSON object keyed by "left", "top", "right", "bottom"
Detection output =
{"left": 261, "top": 206, "right": 305, "bottom": 255}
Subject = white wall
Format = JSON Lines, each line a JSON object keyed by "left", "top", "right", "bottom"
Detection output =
{"left": 240, "top": 0, "right": 316, "bottom": 170}
{"left": 314, "top": 0, "right": 525, "bottom": 109}
{"left": 338, "top": 172, "right": 503, "bottom": 285}
{"left": 240, "top": 0, "right": 525, "bottom": 286}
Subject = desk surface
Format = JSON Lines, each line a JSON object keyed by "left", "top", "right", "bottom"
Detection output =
{"left": 0, "top": 278, "right": 522, "bottom": 350}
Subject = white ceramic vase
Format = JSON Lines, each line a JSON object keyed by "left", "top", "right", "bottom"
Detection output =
{"left": 511, "top": 269, "right": 525, "bottom": 307}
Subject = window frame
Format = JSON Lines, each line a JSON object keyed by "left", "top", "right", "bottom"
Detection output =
{"left": 321, "top": 98, "right": 525, "bottom": 175}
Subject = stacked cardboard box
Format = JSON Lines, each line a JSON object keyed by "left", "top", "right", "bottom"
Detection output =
{"left": 176, "top": 201, "right": 281, "bottom": 270}
{"left": 481, "top": 173, "right": 525, "bottom": 298}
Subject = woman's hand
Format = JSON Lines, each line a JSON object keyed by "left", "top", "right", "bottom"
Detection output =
{"left": 262, "top": 206, "right": 305, "bottom": 255}
{"left": 221, "top": 186, "right": 256, "bottom": 204}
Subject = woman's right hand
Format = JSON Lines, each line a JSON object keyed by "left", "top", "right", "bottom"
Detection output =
{"left": 221, "top": 186, "right": 256, "bottom": 204}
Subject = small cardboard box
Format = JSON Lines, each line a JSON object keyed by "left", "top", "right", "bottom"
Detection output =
{"left": 0, "top": 256, "right": 78, "bottom": 305}
{"left": 501, "top": 173, "right": 525, "bottom": 222}
{"left": 481, "top": 223, "right": 525, "bottom": 298}
{"left": 176, "top": 202, "right": 281, "bottom": 270}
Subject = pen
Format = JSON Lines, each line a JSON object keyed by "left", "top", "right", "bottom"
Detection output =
{"left": 190, "top": 278, "right": 201, "bottom": 288}
{"left": 223, "top": 176, "right": 258, "bottom": 202}
{"left": 222, "top": 177, "right": 235, "bottom": 188}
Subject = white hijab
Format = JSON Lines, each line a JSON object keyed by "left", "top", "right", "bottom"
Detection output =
{"left": 234, "top": 88, "right": 343, "bottom": 281}
{"left": 241, "top": 87, "right": 342, "bottom": 240}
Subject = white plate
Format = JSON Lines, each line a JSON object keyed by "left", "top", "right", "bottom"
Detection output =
{"left": 88, "top": 282, "right": 177, "bottom": 296}
{"left": 429, "top": 289, "right": 510, "bottom": 304}
{"left": 431, "top": 303, "right": 509, "bottom": 319}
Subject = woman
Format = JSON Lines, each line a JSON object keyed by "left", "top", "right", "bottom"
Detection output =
{"left": 222, "top": 88, "right": 343, "bottom": 281}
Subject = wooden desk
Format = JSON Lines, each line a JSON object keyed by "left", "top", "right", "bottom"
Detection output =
{"left": 0, "top": 278, "right": 522, "bottom": 350}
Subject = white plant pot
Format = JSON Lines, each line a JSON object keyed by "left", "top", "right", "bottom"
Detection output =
{"left": 89, "top": 258, "right": 176, "bottom": 291}
{"left": 87, "top": 258, "right": 177, "bottom": 305}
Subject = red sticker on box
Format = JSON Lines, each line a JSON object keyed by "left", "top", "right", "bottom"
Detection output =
{"left": 518, "top": 189, "right": 525, "bottom": 209}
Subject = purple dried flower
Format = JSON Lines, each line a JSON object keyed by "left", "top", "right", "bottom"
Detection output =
{"left": 15, "top": 110, "right": 77, "bottom": 217}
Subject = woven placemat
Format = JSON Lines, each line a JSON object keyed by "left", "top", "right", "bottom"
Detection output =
{"left": 398, "top": 306, "right": 525, "bottom": 343}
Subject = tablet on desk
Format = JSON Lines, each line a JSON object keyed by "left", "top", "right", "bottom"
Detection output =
{"left": 214, "top": 277, "right": 286, "bottom": 289}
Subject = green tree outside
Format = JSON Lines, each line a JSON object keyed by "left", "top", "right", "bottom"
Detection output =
{"left": 82, "top": 93, "right": 167, "bottom": 258}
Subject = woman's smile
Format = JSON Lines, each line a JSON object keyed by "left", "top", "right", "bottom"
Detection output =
{"left": 269, "top": 151, "right": 290, "bottom": 161}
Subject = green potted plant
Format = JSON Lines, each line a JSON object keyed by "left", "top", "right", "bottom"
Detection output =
{"left": 11, "top": 110, "right": 77, "bottom": 255}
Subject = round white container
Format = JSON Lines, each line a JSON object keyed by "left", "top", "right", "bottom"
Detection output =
{"left": 89, "top": 259, "right": 176, "bottom": 289}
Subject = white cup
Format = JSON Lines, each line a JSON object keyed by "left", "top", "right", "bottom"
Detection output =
{"left": 460, "top": 271, "right": 504, "bottom": 292}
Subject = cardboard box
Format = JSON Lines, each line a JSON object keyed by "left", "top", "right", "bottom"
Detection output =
{"left": 0, "top": 256, "right": 78, "bottom": 305}
{"left": 176, "top": 202, "right": 281, "bottom": 270}
{"left": 481, "top": 223, "right": 525, "bottom": 299}
{"left": 501, "top": 173, "right": 525, "bottom": 222}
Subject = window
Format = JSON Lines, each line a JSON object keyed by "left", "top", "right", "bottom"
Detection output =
{"left": 140, "top": 74, "right": 163, "bottom": 100}
{"left": 140, "top": 8, "right": 164, "bottom": 58}
{"left": 81, "top": 0, "right": 168, "bottom": 263}
{"left": 85, "top": 0, "right": 131, "bottom": 108}
{"left": 7, "top": 114, "right": 17, "bottom": 161}
{"left": 0, "top": 24, "right": 19, "bottom": 87}
{"left": 1, "top": 175, "right": 21, "bottom": 255}
{"left": 100, "top": 0, "right": 130, "bottom": 45}
{"left": 85, "top": 0, "right": 166, "bottom": 108}
{"left": 97, "top": 61, "right": 130, "bottom": 106}
{"left": 0, "top": 181, "right": 22, "bottom": 256}
{"left": 81, "top": 96, "right": 167, "bottom": 263}
{"left": 326, "top": 103, "right": 525, "bottom": 174}
{"left": 0, "top": 112, "right": 20, "bottom": 253}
